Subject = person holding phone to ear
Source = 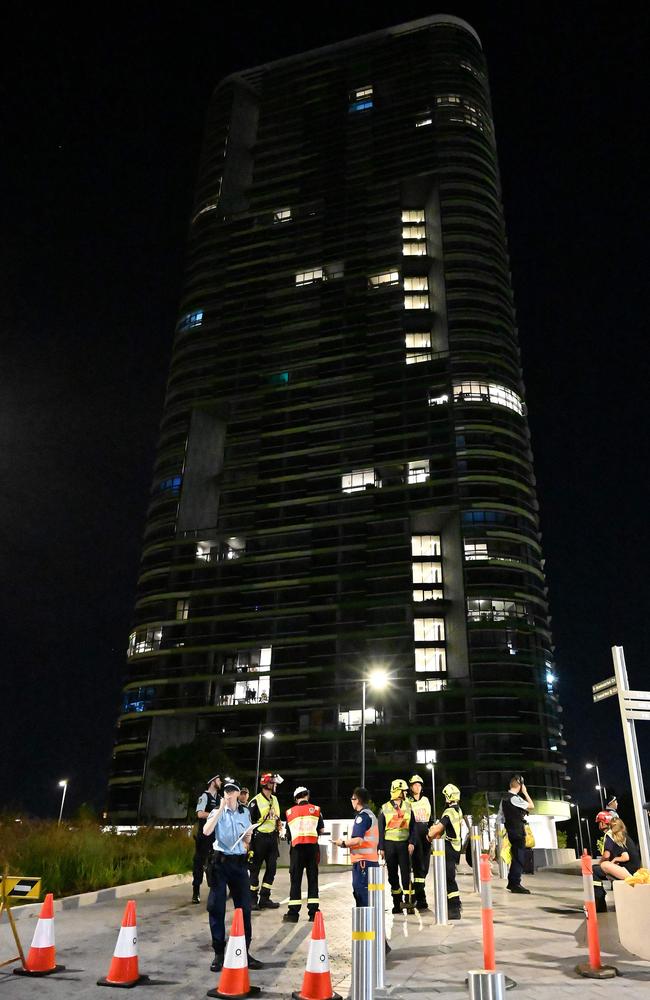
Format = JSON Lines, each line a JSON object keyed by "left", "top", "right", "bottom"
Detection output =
{"left": 500, "top": 774, "right": 534, "bottom": 894}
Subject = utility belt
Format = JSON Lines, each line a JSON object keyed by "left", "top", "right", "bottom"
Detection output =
{"left": 209, "top": 850, "right": 248, "bottom": 865}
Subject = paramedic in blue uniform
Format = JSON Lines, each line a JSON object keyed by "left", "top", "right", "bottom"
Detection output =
{"left": 334, "top": 786, "right": 379, "bottom": 905}
{"left": 203, "top": 779, "right": 264, "bottom": 973}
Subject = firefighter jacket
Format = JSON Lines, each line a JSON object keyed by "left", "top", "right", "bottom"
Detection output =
{"left": 285, "top": 802, "right": 323, "bottom": 845}
{"left": 250, "top": 793, "right": 281, "bottom": 833}
{"left": 379, "top": 798, "right": 413, "bottom": 845}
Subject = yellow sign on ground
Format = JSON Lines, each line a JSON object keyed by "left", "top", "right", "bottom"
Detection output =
{"left": 4, "top": 876, "right": 42, "bottom": 900}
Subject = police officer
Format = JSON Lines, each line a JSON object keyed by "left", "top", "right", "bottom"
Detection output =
{"left": 408, "top": 774, "right": 432, "bottom": 910}
{"left": 283, "top": 786, "right": 324, "bottom": 922}
{"left": 427, "top": 783, "right": 463, "bottom": 919}
{"left": 248, "top": 772, "right": 283, "bottom": 909}
{"left": 378, "top": 779, "right": 414, "bottom": 913}
{"left": 203, "top": 779, "right": 264, "bottom": 972}
{"left": 192, "top": 774, "right": 222, "bottom": 904}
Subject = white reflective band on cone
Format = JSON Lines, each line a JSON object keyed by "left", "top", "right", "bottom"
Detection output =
{"left": 113, "top": 925, "right": 138, "bottom": 958}
{"left": 31, "top": 918, "right": 55, "bottom": 949}
{"left": 306, "top": 937, "right": 331, "bottom": 974}
{"left": 224, "top": 933, "right": 247, "bottom": 969}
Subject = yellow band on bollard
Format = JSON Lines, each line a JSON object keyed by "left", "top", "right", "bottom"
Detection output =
{"left": 368, "top": 883, "right": 383, "bottom": 890}
{"left": 352, "top": 931, "right": 375, "bottom": 941}
{"left": 471, "top": 834, "right": 481, "bottom": 840}
{"left": 430, "top": 849, "right": 445, "bottom": 856}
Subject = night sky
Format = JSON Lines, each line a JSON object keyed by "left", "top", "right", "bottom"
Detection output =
{"left": 3, "top": 3, "right": 648, "bottom": 823}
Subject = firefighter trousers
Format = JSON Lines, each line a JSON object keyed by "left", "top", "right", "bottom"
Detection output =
{"left": 384, "top": 840, "right": 411, "bottom": 910}
{"left": 249, "top": 831, "right": 278, "bottom": 900}
{"left": 411, "top": 828, "right": 430, "bottom": 906}
{"left": 287, "top": 843, "right": 319, "bottom": 915}
{"left": 445, "top": 841, "right": 461, "bottom": 913}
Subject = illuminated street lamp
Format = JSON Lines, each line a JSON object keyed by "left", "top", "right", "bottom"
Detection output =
{"left": 57, "top": 779, "right": 68, "bottom": 827}
{"left": 570, "top": 801, "right": 584, "bottom": 855}
{"left": 361, "top": 669, "right": 390, "bottom": 788}
{"left": 585, "top": 761, "right": 606, "bottom": 810}
{"left": 255, "top": 728, "right": 274, "bottom": 789}
{"left": 426, "top": 751, "right": 438, "bottom": 819}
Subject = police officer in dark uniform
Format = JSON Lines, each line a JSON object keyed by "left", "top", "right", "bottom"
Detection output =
{"left": 192, "top": 774, "right": 222, "bottom": 903}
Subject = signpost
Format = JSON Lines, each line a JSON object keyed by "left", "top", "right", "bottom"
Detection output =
{"left": 592, "top": 648, "right": 650, "bottom": 869}
{"left": 0, "top": 871, "right": 42, "bottom": 970}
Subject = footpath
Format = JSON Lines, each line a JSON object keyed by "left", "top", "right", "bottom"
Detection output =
{"left": 2, "top": 864, "right": 650, "bottom": 999}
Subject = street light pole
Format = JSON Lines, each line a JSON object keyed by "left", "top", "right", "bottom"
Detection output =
{"left": 58, "top": 780, "right": 68, "bottom": 826}
{"left": 582, "top": 817, "right": 593, "bottom": 856}
{"left": 255, "top": 727, "right": 274, "bottom": 789}
{"left": 586, "top": 761, "right": 605, "bottom": 810}
{"left": 571, "top": 802, "right": 584, "bottom": 855}
{"left": 361, "top": 680, "right": 367, "bottom": 789}
{"left": 427, "top": 752, "right": 438, "bottom": 820}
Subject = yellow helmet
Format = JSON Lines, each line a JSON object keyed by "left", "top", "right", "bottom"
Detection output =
{"left": 390, "top": 779, "right": 408, "bottom": 796}
{"left": 442, "top": 783, "right": 461, "bottom": 802}
{"left": 409, "top": 774, "right": 424, "bottom": 785}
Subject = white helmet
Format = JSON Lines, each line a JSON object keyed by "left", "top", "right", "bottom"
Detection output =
{"left": 293, "top": 786, "right": 309, "bottom": 799}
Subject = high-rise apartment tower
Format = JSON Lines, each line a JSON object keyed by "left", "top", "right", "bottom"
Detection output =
{"left": 107, "top": 15, "right": 568, "bottom": 822}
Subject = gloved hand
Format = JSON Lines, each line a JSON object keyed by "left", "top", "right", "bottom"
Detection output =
{"left": 247, "top": 849, "right": 254, "bottom": 863}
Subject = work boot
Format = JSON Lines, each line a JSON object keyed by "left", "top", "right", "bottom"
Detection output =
{"left": 507, "top": 884, "right": 531, "bottom": 894}
{"left": 595, "top": 893, "right": 608, "bottom": 913}
{"left": 416, "top": 900, "right": 429, "bottom": 911}
{"left": 259, "top": 896, "right": 280, "bottom": 909}
{"left": 448, "top": 906, "right": 462, "bottom": 920}
{"left": 283, "top": 911, "right": 299, "bottom": 923}
{"left": 391, "top": 903, "right": 402, "bottom": 915}
{"left": 191, "top": 891, "right": 201, "bottom": 904}
{"left": 250, "top": 894, "right": 260, "bottom": 911}
{"left": 248, "top": 955, "right": 264, "bottom": 970}
{"left": 210, "top": 952, "right": 224, "bottom": 972}
{"left": 308, "top": 910, "right": 318, "bottom": 922}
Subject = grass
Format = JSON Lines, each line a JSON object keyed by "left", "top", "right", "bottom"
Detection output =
{"left": 0, "top": 817, "right": 194, "bottom": 899}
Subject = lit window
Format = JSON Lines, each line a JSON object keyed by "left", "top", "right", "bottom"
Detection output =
{"left": 460, "top": 60, "right": 482, "bottom": 79}
{"left": 228, "top": 647, "right": 272, "bottom": 673}
{"left": 436, "top": 94, "right": 462, "bottom": 105}
{"left": 193, "top": 203, "right": 218, "bottom": 222}
{"left": 369, "top": 271, "right": 399, "bottom": 288}
{"left": 415, "top": 117, "right": 433, "bottom": 128}
{"left": 274, "top": 207, "right": 292, "bottom": 223}
{"left": 296, "top": 268, "right": 324, "bottom": 286}
{"left": 405, "top": 334, "right": 431, "bottom": 349}
{"left": 403, "top": 226, "right": 426, "bottom": 240}
{"left": 352, "top": 85, "right": 373, "bottom": 100}
{"left": 402, "top": 210, "right": 425, "bottom": 223}
{"left": 269, "top": 371, "right": 289, "bottom": 386}
{"left": 127, "top": 627, "right": 162, "bottom": 657}
{"left": 405, "top": 351, "right": 432, "bottom": 364}
{"left": 404, "top": 294, "right": 429, "bottom": 310}
{"left": 466, "top": 598, "right": 530, "bottom": 622}
{"left": 408, "top": 460, "right": 430, "bottom": 484}
{"left": 413, "top": 589, "right": 444, "bottom": 602}
{"left": 178, "top": 310, "right": 203, "bottom": 332}
{"left": 403, "top": 242, "right": 426, "bottom": 256}
{"left": 176, "top": 599, "right": 190, "bottom": 621}
{"left": 415, "top": 648, "right": 446, "bottom": 672}
{"left": 416, "top": 749, "right": 436, "bottom": 764}
{"left": 413, "top": 561, "right": 442, "bottom": 584}
{"left": 349, "top": 100, "right": 373, "bottom": 112}
{"left": 464, "top": 541, "right": 488, "bottom": 560}
{"left": 453, "top": 381, "right": 524, "bottom": 415}
{"left": 339, "top": 707, "right": 379, "bottom": 731}
{"left": 158, "top": 475, "right": 182, "bottom": 493}
{"left": 349, "top": 86, "right": 373, "bottom": 112}
{"left": 414, "top": 618, "right": 445, "bottom": 642}
{"left": 196, "top": 541, "right": 215, "bottom": 562}
{"left": 404, "top": 277, "right": 428, "bottom": 291}
{"left": 428, "top": 393, "right": 449, "bottom": 406}
{"left": 231, "top": 675, "right": 270, "bottom": 705}
{"left": 412, "top": 535, "right": 441, "bottom": 557}
{"left": 417, "top": 678, "right": 446, "bottom": 692}
{"left": 341, "top": 468, "right": 378, "bottom": 493}
{"left": 122, "top": 686, "right": 155, "bottom": 713}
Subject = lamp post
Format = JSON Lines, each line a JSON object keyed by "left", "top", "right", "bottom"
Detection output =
{"left": 586, "top": 762, "right": 606, "bottom": 810}
{"left": 361, "top": 668, "right": 390, "bottom": 788}
{"left": 570, "top": 801, "right": 584, "bottom": 855}
{"left": 255, "top": 727, "right": 274, "bottom": 789}
{"left": 426, "top": 752, "right": 438, "bottom": 820}
{"left": 57, "top": 780, "right": 68, "bottom": 827}
{"left": 581, "top": 816, "right": 593, "bottom": 856}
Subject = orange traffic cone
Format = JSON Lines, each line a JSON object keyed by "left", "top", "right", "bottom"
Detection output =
{"left": 208, "top": 907, "right": 260, "bottom": 999}
{"left": 14, "top": 893, "right": 65, "bottom": 977}
{"left": 97, "top": 899, "right": 149, "bottom": 988}
{"left": 292, "top": 912, "right": 341, "bottom": 1000}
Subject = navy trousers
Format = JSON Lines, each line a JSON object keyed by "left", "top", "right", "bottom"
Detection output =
{"left": 207, "top": 854, "right": 252, "bottom": 954}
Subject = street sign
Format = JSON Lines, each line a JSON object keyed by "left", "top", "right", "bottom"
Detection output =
{"left": 593, "top": 687, "right": 618, "bottom": 703}
{"left": 592, "top": 677, "right": 617, "bottom": 694}
{"left": 4, "top": 877, "right": 41, "bottom": 900}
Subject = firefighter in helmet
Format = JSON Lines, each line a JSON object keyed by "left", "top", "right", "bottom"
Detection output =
{"left": 283, "top": 786, "right": 324, "bottom": 922}
{"left": 592, "top": 809, "right": 615, "bottom": 913}
{"left": 595, "top": 809, "right": 614, "bottom": 858}
{"left": 427, "top": 782, "right": 463, "bottom": 919}
{"left": 407, "top": 774, "right": 432, "bottom": 910}
{"left": 248, "top": 773, "right": 283, "bottom": 909}
{"left": 378, "top": 778, "right": 415, "bottom": 913}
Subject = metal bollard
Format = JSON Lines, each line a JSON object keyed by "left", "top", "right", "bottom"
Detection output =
{"left": 351, "top": 907, "right": 375, "bottom": 1000}
{"left": 575, "top": 852, "right": 617, "bottom": 979}
{"left": 470, "top": 825, "right": 482, "bottom": 893}
{"left": 466, "top": 854, "right": 511, "bottom": 998}
{"left": 430, "top": 846, "right": 448, "bottom": 925}
{"left": 368, "top": 866, "right": 385, "bottom": 990}
{"left": 496, "top": 827, "right": 508, "bottom": 881}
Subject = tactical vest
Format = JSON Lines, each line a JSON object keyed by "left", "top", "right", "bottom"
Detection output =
{"left": 350, "top": 808, "right": 379, "bottom": 862}
{"left": 410, "top": 794, "right": 432, "bottom": 825}
{"left": 382, "top": 799, "right": 412, "bottom": 842}
{"left": 252, "top": 793, "right": 280, "bottom": 833}
{"left": 286, "top": 803, "right": 321, "bottom": 845}
{"left": 197, "top": 790, "right": 219, "bottom": 833}
{"left": 441, "top": 804, "right": 462, "bottom": 852}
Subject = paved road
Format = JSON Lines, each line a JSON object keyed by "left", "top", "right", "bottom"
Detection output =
{"left": 2, "top": 864, "right": 650, "bottom": 998}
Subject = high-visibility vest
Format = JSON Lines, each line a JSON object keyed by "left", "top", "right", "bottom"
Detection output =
{"left": 350, "top": 808, "right": 379, "bottom": 862}
{"left": 286, "top": 803, "right": 321, "bottom": 845}
{"left": 252, "top": 793, "right": 280, "bottom": 833}
{"left": 410, "top": 794, "right": 431, "bottom": 825}
{"left": 382, "top": 799, "right": 412, "bottom": 842}
{"left": 441, "top": 804, "right": 462, "bottom": 852}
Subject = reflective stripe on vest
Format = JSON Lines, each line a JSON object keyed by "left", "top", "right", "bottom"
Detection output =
{"left": 442, "top": 805, "right": 462, "bottom": 852}
{"left": 410, "top": 794, "right": 431, "bottom": 824}
{"left": 252, "top": 793, "right": 280, "bottom": 833}
{"left": 350, "top": 808, "right": 379, "bottom": 862}
{"left": 382, "top": 799, "right": 412, "bottom": 841}
{"left": 286, "top": 803, "right": 321, "bottom": 845}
